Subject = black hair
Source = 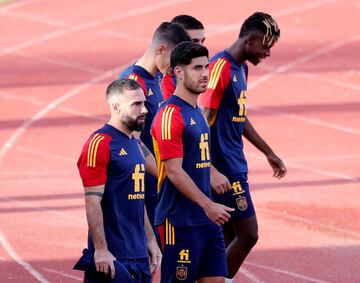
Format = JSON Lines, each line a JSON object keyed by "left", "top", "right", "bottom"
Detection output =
{"left": 171, "top": 14, "right": 204, "bottom": 30}
{"left": 153, "top": 22, "right": 191, "bottom": 46}
{"left": 170, "top": 41, "right": 209, "bottom": 69}
{"left": 106, "top": 78, "right": 143, "bottom": 99}
{"left": 240, "top": 12, "right": 280, "bottom": 47}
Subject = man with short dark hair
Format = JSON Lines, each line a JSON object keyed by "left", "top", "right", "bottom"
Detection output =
{"left": 118, "top": 22, "right": 191, "bottom": 231}
{"left": 74, "top": 78, "right": 161, "bottom": 283}
{"left": 151, "top": 42, "right": 233, "bottom": 283}
{"left": 162, "top": 15, "right": 206, "bottom": 100}
{"left": 198, "top": 12, "right": 287, "bottom": 281}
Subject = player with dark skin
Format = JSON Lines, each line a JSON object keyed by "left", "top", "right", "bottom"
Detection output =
{"left": 200, "top": 13, "right": 287, "bottom": 281}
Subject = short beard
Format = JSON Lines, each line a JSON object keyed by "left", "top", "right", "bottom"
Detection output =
{"left": 183, "top": 73, "right": 204, "bottom": 95}
{"left": 122, "top": 117, "right": 145, "bottom": 132}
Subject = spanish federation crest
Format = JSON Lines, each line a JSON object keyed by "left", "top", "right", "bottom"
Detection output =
{"left": 176, "top": 266, "right": 188, "bottom": 280}
{"left": 236, "top": 196, "right": 248, "bottom": 211}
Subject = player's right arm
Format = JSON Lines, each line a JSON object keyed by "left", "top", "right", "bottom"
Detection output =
{"left": 151, "top": 106, "right": 233, "bottom": 226}
{"left": 198, "top": 57, "right": 231, "bottom": 126}
{"left": 77, "top": 133, "right": 115, "bottom": 278}
{"left": 84, "top": 185, "right": 116, "bottom": 278}
{"left": 164, "top": 158, "right": 233, "bottom": 226}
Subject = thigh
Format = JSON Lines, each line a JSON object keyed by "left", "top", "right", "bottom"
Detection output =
{"left": 232, "top": 215, "right": 258, "bottom": 239}
{"left": 198, "top": 225, "right": 227, "bottom": 279}
{"left": 159, "top": 223, "right": 203, "bottom": 283}
{"left": 213, "top": 173, "right": 255, "bottom": 221}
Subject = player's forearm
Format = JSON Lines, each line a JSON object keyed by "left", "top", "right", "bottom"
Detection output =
{"left": 165, "top": 161, "right": 212, "bottom": 210}
{"left": 145, "top": 153, "right": 158, "bottom": 177}
{"left": 144, "top": 208, "right": 156, "bottom": 242}
{"left": 243, "top": 118, "right": 274, "bottom": 156}
{"left": 85, "top": 196, "right": 108, "bottom": 250}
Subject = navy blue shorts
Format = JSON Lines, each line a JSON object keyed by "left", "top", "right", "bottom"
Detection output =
{"left": 213, "top": 173, "right": 255, "bottom": 221}
{"left": 157, "top": 221, "right": 227, "bottom": 282}
{"left": 83, "top": 258, "right": 151, "bottom": 283}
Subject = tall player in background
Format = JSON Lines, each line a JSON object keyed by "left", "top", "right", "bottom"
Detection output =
{"left": 118, "top": 22, "right": 191, "bottom": 229}
{"left": 162, "top": 15, "right": 206, "bottom": 100}
{"left": 198, "top": 12, "right": 287, "bottom": 282}
{"left": 152, "top": 41, "right": 232, "bottom": 283}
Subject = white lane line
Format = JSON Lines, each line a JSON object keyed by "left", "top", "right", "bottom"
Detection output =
{"left": 295, "top": 72, "right": 360, "bottom": 93}
{"left": 0, "top": 91, "right": 105, "bottom": 122}
{"left": 15, "top": 146, "right": 75, "bottom": 162}
{"left": 0, "top": 91, "right": 44, "bottom": 106}
{"left": 0, "top": 64, "right": 126, "bottom": 163}
{"left": 0, "top": 229, "right": 50, "bottom": 283}
{"left": 249, "top": 106, "right": 360, "bottom": 135}
{"left": 206, "top": 0, "right": 338, "bottom": 37}
{"left": 42, "top": 268, "right": 82, "bottom": 281}
{"left": 57, "top": 106, "right": 105, "bottom": 122}
{"left": 14, "top": 52, "right": 104, "bottom": 74}
{"left": 257, "top": 208, "right": 360, "bottom": 240}
{"left": 258, "top": 64, "right": 360, "bottom": 94}
{"left": 246, "top": 153, "right": 359, "bottom": 182}
{"left": 0, "top": 10, "right": 67, "bottom": 27}
{"left": 0, "top": 0, "right": 192, "bottom": 56}
{"left": 239, "top": 267, "right": 265, "bottom": 283}
{"left": 245, "top": 261, "right": 331, "bottom": 283}
{"left": 249, "top": 34, "right": 360, "bottom": 90}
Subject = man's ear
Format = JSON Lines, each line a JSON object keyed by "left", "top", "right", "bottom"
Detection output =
{"left": 112, "top": 102, "right": 120, "bottom": 113}
{"left": 244, "top": 35, "right": 254, "bottom": 47}
{"left": 156, "top": 44, "right": 166, "bottom": 55}
{"left": 173, "top": 66, "right": 184, "bottom": 80}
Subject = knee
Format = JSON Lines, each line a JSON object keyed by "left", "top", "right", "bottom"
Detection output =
{"left": 248, "top": 230, "right": 258, "bottom": 247}
{"left": 237, "top": 229, "right": 258, "bottom": 250}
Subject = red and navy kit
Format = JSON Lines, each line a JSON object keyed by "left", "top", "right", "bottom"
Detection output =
{"left": 198, "top": 50, "right": 249, "bottom": 176}
{"left": 77, "top": 124, "right": 148, "bottom": 259}
{"left": 119, "top": 65, "right": 163, "bottom": 227}
{"left": 162, "top": 71, "right": 176, "bottom": 100}
{"left": 199, "top": 50, "right": 256, "bottom": 219}
{"left": 151, "top": 95, "right": 227, "bottom": 282}
{"left": 151, "top": 95, "right": 213, "bottom": 227}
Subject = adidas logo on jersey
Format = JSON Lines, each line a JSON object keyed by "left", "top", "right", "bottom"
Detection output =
{"left": 190, "top": 118, "right": 196, "bottom": 125}
{"left": 148, "top": 88, "right": 153, "bottom": 96}
{"left": 233, "top": 75, "right": 237, "bottom": 82}
{"left": 119, "top": 148, "right": 127, "bottom": 156}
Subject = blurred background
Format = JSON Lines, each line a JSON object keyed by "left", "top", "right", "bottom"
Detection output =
{"left": 0, "top": 0, "right": 359, "bottom": 282}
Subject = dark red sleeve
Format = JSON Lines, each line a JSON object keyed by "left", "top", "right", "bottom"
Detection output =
{"left": 77, "top": 133, "right": 111, "bottom": 187}
{"left": 151, "top": 105, "right": 184, "bottom": 160}
{"left": 198, "top": 58, "right": 231, "bottom": 110}
{"left": 127, "top": 73, "right": 147, "bottom": 96}
{"left": 162, "top": 73, "right": 176, "bottom": 100}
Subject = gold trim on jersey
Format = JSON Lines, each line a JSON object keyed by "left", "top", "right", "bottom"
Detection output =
{"left": 161, "top": 106, "right": 175, "bottom": 140}
{"left": 87, "top": 134, "right": 105, "bottom": 167}
{"left": 165, "top": 218, "right": 175, "bottom": 245}
{"left": 128, "top": 74, "right": 138, "bottom": 81}
{"left": 208, "top": 59, "right": 227, "bottom": 89}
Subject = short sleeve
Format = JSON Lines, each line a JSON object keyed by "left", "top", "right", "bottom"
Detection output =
{"left": 77, "top": 133, "right": 111, "bottom": 187}
{"left": 162, "top": 72, "right": 176, "bottom": 100}
{"left": 151, "top": 105, "right": 184, "bottom": 160}
{"left": 198, "top": 58, "right": 231, "bottom": 110}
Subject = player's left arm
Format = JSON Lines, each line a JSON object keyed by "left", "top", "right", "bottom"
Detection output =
{"left": 144, "top": 209, "right": 161, "bottom": 273}
{"left": 243, "top": 117, "right": 287, "bottom": 179}
{"left": 139, "top": 141, "right": 158, "bottom": 177}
